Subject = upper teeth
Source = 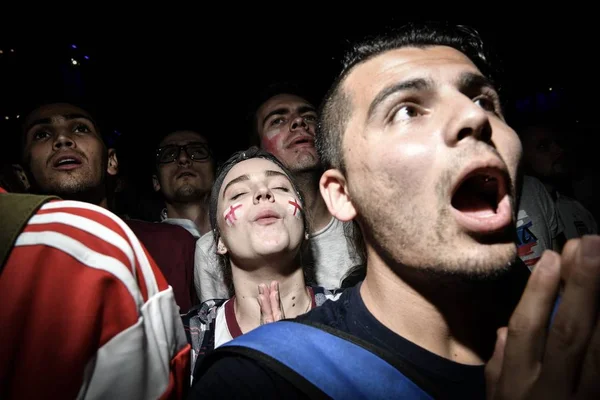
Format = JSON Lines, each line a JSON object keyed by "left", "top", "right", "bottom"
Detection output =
{"left": 58, "top": 159, "right": 75, "bottom": 164}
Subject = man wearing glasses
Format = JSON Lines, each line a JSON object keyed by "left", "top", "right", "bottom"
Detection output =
{"left": 125, "top": 128, "right": 215, "bottom": 310}
{"left": 152, "top": 130, "right": 215, "bottom": 239}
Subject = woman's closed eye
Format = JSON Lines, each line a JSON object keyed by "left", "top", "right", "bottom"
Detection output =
{"left": 230, "top": 192, "right": 246, "bottom": 200}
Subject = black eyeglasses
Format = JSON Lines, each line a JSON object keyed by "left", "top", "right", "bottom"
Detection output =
{"left": 156, "top": 142, "right": 211, "bottom": 164}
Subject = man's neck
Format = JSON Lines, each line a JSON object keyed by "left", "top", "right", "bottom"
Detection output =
{"left": 360, "top": 250, "right": 524, "bottom": 365}
{"left": 231, "top": 256, "right": 310, "bottom": 334}
{"left": 37, "top": 186, "right": 108, "bottom": 210}
{"left": 165, "top": 201, "right": 210, "bottom": 235}
{"left": 293, "top": 170, "right": 332, "bottom": 232}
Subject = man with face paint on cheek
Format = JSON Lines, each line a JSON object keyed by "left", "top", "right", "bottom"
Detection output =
{"left": 194, "top": 83, "right": 365, "bottom": 303}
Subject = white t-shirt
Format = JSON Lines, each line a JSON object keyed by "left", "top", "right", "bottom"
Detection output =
{"left": 516, "top": 175, "right": 564, "bottom": 269}
{"left": 213, "top": 300, "right": 234, "bottom": 348}
{"left": 162, "top": 217, "right": 202, "bottom": 239}
{"left": 556, "top": 192, "right": 598, "bottom": 240}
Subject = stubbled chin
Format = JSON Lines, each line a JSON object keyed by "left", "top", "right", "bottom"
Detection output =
{"left": 457, "top": 240, "right": 517, "bottom": 272}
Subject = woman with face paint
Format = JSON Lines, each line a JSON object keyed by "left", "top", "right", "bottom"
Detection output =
{"left": 182, "top": 147, "right": 340, "bottom": 378}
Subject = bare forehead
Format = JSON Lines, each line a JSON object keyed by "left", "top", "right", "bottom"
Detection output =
{"left": 344, "top": 46, "right": 481, "bottom": 98}
{"left": 226, "top": 158, "right": 286, "bottom": 181}
{"left": 258, "top": 94, "right": 313, "bottom": 116}
{"left": 25, "top": 103, "right": 93, "bottom": 125}
{"left": 160, "top": 130, "right": 207, "bottom": 146}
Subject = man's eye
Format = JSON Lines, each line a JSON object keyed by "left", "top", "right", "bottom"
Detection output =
{"left": 473, "top": 96, "right": 496, "bottom": 112}
{"left": 392, "top": 104, "right": 421, "bottom": 122}
{"left": 33, "top": 130, "right": 50, "bottom": 140}
{"left": 74, "top": 124, "right": 91, "bottom": 133}
{"left": 271, "top": 117, "right": 285, "bottom": 126}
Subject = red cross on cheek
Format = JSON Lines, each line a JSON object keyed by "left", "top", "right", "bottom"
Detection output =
{"left": 288, "top": 199, "right": 302, "bottom": 217}
{"left": 224, "top": 204, "right": 243, "bottom": 226}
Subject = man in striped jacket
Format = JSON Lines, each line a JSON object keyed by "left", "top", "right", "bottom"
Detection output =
{"left": 0, "top": 101, "right": 192, "bottom": 398}
{"left": 15, "top": 100, "right": 198, "bottom": 312}
{"left": 0, "top": 188, "right": 191, "bottom": 398}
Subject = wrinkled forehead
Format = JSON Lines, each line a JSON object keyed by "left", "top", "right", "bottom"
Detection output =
{"left": 256, "top": 94, "right": 315, "bottom": 130}
{"left": 343, "top": 46, "right": 482, "bottom": 109}
{"left": 24, "top": 103, "right": 94, "bottom": 128}
{"left": 159, "top": 130, "right": 208, "bottom": 147}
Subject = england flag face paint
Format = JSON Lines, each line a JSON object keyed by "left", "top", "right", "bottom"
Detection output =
{"left": 224, "top": 203, "right": 243, "bottom": 227}
{"left": 287, "top": 197, "right": 302, "bottom": 219}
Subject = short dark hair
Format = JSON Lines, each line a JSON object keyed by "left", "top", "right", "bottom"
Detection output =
{"left": 246, "top": 81, "right": 318, "bottom": 147}
{"left": 317, "top": 22, "right": 500, "bottom": 171}
{"left": 209, "top": 146, "right": 311, "bottom": 292}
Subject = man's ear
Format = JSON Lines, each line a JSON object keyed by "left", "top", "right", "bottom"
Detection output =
{"left": 152, "top": 174, "right": 161, "bottom": 192}
{"left": 107, "top": 148, "right": 118, "bottom": 176}
{"left": 216, "top": 237, "right": 228, "bottom": 255}
{"left": 12, "top": 164, "right": 30, "bottom": 191}
{"left": 319, "top": 169, "right": 356, "bottom": 222}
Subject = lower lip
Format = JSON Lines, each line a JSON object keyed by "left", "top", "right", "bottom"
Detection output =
{"left": 178, "top": 174, "right": 196, "bottom": 178}
{"left": 290, "top": 142, "right": 315, "bottom": 149}
{"left": 54, "top": 163, "right": 82, "bottom": 171}
{"left": 451, "top": 194, "right": 512, "bottom": 234}
{"left": 255, "top": 217, "right": 280, "bottom": 225}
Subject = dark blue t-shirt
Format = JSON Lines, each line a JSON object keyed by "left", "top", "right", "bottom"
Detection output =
{"left": 190, "top": 283, "right": 486, "bottom": 399}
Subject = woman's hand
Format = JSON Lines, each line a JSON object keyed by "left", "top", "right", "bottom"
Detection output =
{"left": 258, "top": 281, "right": 285, "bottom": 325}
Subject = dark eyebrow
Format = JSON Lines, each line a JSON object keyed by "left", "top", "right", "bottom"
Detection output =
{"left": 222, "top": 170, "right": 290, "bottom": 199}
{"left": 222, "top": 174, "right": 250, "bottom": 199}
{"left": 456, "top": 72, "right": 497, "bottom": 95}
{"left": 367, "top": 78, "right": 433, "bottom": 121}
{"left": 264, "top": 170, "right": 289, "bottom": 180}
{"left": 25, "top": 113, "right": 95, "bottom": 133}
{"left": 262, "top": 105, "right": 317, "bottom": 126}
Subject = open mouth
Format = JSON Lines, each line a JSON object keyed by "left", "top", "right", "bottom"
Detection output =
{"left": 452, "top": 170, "right": 504, "bottom": 217}
{"left": 450, "top": 167, "right": 512, "bottom": 233}
{"left": 53, "top": 157, "right": 83, "bottom": 168}
{"left": 289, "top": 136, "right": 314, "bottom": 147}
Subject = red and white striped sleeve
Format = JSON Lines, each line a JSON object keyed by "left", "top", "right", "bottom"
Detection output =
{"left": 0, "top": 197, "right": 191, "bottom": 400}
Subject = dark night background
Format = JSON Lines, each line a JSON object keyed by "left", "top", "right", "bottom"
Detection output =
{"left": 1, "top": 14, "right": 596, "bottom": 218}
